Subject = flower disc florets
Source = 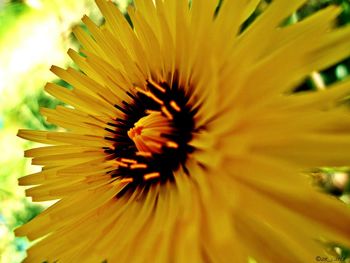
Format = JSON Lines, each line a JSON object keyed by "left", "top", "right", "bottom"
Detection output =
{"left": 104, "top": 78, "right": 195, "bottom": 192}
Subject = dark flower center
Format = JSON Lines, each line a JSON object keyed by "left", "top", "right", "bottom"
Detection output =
{"left": 104, "top": 78, "right": 196, "bottom": 192}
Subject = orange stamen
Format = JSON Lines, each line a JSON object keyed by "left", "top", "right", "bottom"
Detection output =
{"left": 135, "top": 87, "right": 164, "bottom": 105}
{"left": 166, "top": 141, "right": 178, "bottom": 149}
{"left": 127, "top": 126, "right": 143, "bottom": 139}
{"left": 128, "top": 111, "right": 173, "bottom": 154}
{"left": 149, "top": 93, "right": 164, "bottom": 105}
{"left": 130, "top": 164, "right": 148, "bottom": 169}
{"left": 120, "top": 178, "right": 134, "bottom": 183}
{"left": 146, "top": 141, "right": 162, "bottom": 150}
{"left": 115, "top": 161, "right": 128, "bottom": 168}
{"left": 161, "top": 106, "right": 173, "bottom": 120}
{"left": 120, "top": 158, "right": 137, "bottom": 164}
{"left": 136, "top": 151, "right": 153, "bottom": 157}
{"left": 149, "top": 79, "right": 166, "bottom": 93}
{"left": 170, "top": 101, "right": 181, "bottom": 112}
{"left": 145, "top": 109, "right": 161, "bottom": 115}
{"left": 143, "top": 172, "right": 160, "bottom": 180}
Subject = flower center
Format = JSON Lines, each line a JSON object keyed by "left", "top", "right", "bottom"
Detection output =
{"left": 104, "top": 77, "right": 196, "bottom": 191}
{"left": 127, "top": 112, "right": 175, "bottom": 154}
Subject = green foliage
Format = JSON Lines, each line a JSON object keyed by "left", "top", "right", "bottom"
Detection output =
{"left": 0, "top": 2, "right": 28, "bottom": 37}
{"left": 6, "top": 87, "right": 64, "bottom": 130}
{"left": 336, "top": 0, "right": 350, "bottom": 26}
{"left": 12, "top": 201, "right": 44, "bottom": 229}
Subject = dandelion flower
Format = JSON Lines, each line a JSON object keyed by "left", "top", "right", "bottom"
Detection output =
{"left": 16, "top": 0, "right": 350, "bottom": 262}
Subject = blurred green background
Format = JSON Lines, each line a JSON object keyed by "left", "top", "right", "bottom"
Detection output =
{"left": 0, "top": 0, "right": 350, "bottom": 262}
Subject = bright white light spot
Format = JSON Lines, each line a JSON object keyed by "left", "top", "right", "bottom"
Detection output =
{"left": 332, "top": 172, "right": 349, "bottom": 189}
{"left": 25, "top": 0, "right": 43, "bottom": 9}
{"left": 9, "top": 19, "right": 60, "bottom": 73}
{"left": 0, "top": 13, "right": 66, "bottom": 105}
{"left": 311, "top": 71, "right": 325, "bottom": 90}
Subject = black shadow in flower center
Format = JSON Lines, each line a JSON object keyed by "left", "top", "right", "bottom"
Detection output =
{"left": 104, "top": 77, "right": 196, "bottom": 195}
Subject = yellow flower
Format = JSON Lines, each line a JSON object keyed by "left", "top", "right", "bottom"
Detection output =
{"left": 16, "top": 0, "right": 350, "bottom": 262}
